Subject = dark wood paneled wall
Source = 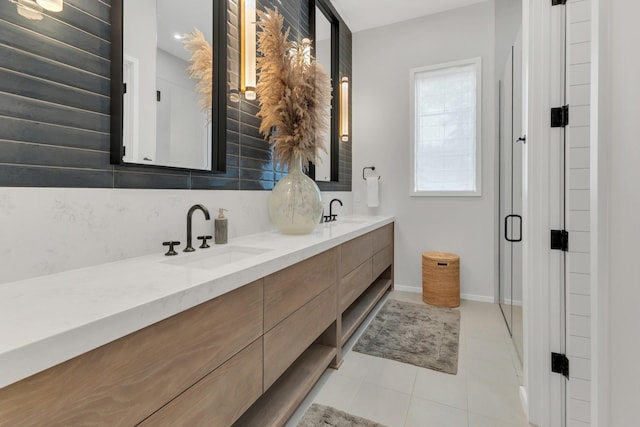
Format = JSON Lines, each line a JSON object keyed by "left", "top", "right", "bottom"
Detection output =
{"left": 0, "top": 0, "right": 352, "bottom": 190}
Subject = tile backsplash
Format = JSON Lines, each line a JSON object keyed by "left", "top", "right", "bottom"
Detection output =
{"left": 0, "top": 188, "right": 353, "bottom": 284}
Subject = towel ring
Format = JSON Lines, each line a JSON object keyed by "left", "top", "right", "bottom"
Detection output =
{"left": 363, "top": 166, "right": 380, "bottom": 180}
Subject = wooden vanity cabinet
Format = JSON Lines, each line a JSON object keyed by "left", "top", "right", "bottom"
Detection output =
{"left": 0, "top": 222, "right": 394, "bottom": 427}
{"left": 0, "top": 280, "right": 264, "bottom": 427}
{"left": 137, "top": 338, "right": 263, "bottom": 427}
{"left": 340, "top": 223, "right": 394, "bottom": 345}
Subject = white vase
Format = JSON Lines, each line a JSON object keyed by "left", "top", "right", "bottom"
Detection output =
{"left": 268, "top": 154, "right": 323, "bottom": 234}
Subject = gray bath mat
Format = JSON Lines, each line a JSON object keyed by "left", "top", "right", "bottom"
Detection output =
{"left": 296, "top": 404, "right": 388, "bottom": 427}
{"left": 353, "top": 299, "right": 461, "bottom": 374}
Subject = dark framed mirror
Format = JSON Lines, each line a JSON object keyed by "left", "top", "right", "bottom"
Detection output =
{"left": 110, "top": 0, "right": 226, "bottom": 173}
{"left": 310, "top": 0, "right": 339, "bottom": 182}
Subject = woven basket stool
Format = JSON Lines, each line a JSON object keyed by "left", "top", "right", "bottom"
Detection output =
{"left": 422, "top": 252, "right": 460, "bottom": 308}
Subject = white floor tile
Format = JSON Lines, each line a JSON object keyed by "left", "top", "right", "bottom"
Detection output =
{"left": 465, "top": 355, "right": 520, "bottom": 389}
{"left": 285, "top": 292, "right": 529, "bottom": 427}
{"left": 412, "top": 367, "right": 468, "bottom": 411}
{"left": 467, "top": 377, "right": 526, "bottom": 423}
{"left": 468, "top": 411, "right": 531, "bottom": 427}
{"left": 348, "top": 382, "right": 411, "bottom": 427}
{"left": 361, "top": 357, "right": 418, "bottom": 395}
{"left": 404, "top": 397, "right": 468, "bottom": 427}
{"left": 313, "top": 372, "right": 363, "bottom": 412}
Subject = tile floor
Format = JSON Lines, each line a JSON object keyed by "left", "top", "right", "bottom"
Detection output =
{"left": 285, "top": 291, "right": 533, "bottom": 427}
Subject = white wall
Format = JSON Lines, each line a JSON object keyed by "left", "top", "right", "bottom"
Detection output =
{"left": 604, "top": 0, "right": 640, "bottom": 425}
{"left": 495, "top": 0, "right": 523, "bottom": 76}
{"left": 0, "top": 189, "right": 352, "bottom": 285}
{"left": 352, "top": 2, "right": 497, "bottom": 300}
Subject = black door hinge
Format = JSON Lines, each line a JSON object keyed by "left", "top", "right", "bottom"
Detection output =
{"left": 157, "top": 90, "right": 161, "bottom": 102}
{"left": 552, "top": 0, "right": 567, "bottom": 5}
{"left": 551, "top": 352, "right": 569, "bottom": 378}
{"left": 123, "top": 146, "right": 126, "bottom": 156}
{"left": 123, "top": 83, "right": 127, "bottom": 94}
{"left": 551, "top": 105, "right": 569, "bottom": 127}
{"left": 551, "top": 230, "right": 569, "bottom": 251}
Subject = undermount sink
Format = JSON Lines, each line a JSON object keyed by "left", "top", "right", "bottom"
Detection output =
{"left": 162, "top": 245, "right": 271, "bottom": 270}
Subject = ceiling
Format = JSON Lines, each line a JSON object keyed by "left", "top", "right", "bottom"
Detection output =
{"left": 157, "top": 0, "right": 212, "bottom": 62}
{"left": 329, "top": 0, "right": 489, "bottom": 33}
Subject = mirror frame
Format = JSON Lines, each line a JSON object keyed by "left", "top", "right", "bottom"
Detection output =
{"left": 309, "top": 0, "right": 339, "bottom": 182}
{"left": 110, "top": 0, "right": 227, "bottom": 173}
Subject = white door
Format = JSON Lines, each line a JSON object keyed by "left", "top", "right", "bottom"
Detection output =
{"left": 549, "top": 2, "right": 568, "bottom": 425}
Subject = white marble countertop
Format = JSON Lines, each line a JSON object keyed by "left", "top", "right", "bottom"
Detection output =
{"left": 0, "top": 215, "right": 394, "bottom": 389}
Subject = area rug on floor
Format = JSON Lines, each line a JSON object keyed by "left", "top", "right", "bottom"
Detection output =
{"left": 353, "top": 298, "right": 461, "bottom": 374}
{"left": 296, "top": 404, "right": 388, "bottom": 427}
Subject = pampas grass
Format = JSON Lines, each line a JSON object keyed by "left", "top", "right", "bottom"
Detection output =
{"left": 183, "top": 28, "right": 213, "bottom": 122}
{"left": 256, "top": 8, "right": 332, "bottom": 170}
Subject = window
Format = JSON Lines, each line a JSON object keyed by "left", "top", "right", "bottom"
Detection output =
{"left": 410, "top": 58, "right": 481, "bottom": 196}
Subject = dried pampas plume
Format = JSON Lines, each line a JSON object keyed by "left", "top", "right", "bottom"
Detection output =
{"left": 256, "top": 8, "right": 332, "bottom": 170}
{"left": 183, "top": 28, "right": 213, "bottom": 122}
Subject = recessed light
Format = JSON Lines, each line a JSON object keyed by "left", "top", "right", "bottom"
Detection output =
{"left": 174, "top": 33, "right": 184, "bottom": 40}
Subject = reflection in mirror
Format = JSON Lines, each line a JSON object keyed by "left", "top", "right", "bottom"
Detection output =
{"left": 311, "top": 0, "right": 339, "bottom": 183}
{"left": 122, "top": 0, "right": 211, "bottom": 170}
{"left": 314, "top": 5, "right": 332, "bottom": 182}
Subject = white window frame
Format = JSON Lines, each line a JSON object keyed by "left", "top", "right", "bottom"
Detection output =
{"left": 409, "top": 57, "right": 482, "bottom": 197}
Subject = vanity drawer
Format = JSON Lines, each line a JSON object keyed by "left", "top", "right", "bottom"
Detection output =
{"left": 373, "top": 245, "right": 393, "bottom": 280}
{"left": 264, "top": 248, "right": 338, "bottom": 331}
{"left": 263, "top": 284, "right": 337, "bottom": 391}
{"left": 372, "top": 223, "right": 394, "bottom": 253}
{"left": 0, "top": 280, "right": 263, "bottom": 427}
{"left": 138, "top": 338, "right": 263, "bottom": 427}
{"left": 341, "top": 233, "right": 373, "bottom": 276}
{"left": 340, "top": 258, "right": 374, "bottom": 312}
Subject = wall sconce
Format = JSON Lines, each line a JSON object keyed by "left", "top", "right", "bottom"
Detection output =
{"left": 240, "top": 0, "right": 257, "bottom": 101}
{"left": 36, "top": 0, "right": 63, "bottom": 12}
{"left": 340, "top": 77, "right": 349, "bottom": 142}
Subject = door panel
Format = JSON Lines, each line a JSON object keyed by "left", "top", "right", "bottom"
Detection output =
{"left": 499, "top": 48, "right": 514, "bottom": 336}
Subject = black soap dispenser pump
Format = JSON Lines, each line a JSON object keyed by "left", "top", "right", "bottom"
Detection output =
{"left": 215, "top": 208, "right": 228, "bottom": 244}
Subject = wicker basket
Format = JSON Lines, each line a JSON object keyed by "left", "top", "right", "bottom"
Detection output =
{"left": 422, "top": 252, "right": 460, "bottom": 308}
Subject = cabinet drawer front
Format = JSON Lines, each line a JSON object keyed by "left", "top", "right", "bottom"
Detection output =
{"left": 341, "top": 233, "right": 373, "bottom": 276}
{"left": 373, "top": 245, "right": 393, "bottom": 280}
{"left": 138, "top": 338, "right": 263, "bottom": 427}
{"left": 372, "top": 223, "right": 394, "bottom": 254}
{"left": 0, "top": 280, "right": 263, "bottom": 427}
{"left": 264, "top": 285, "right": 337, "bottom": 391}
{"left": 340, "top": 258, "right": 373, "bottom": 312}
{"left": 264, "top": 248, "right": 338, "bottom": 331}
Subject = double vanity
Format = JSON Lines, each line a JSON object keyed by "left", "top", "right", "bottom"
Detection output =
{"left": 0, "top": 215, "right": 394, "bottom": 426}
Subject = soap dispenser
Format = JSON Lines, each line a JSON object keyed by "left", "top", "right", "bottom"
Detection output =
{"left": 214, "top": 208, "right": 228, "bottom": 244}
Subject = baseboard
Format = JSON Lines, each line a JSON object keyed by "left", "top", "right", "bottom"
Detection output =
{"left": 460, "top": 293, "right": 495, "bottom": 303}
{"left": 393, "top": 285, "right": 421, "bottom": 293}
{"left": 393, "top": 285, "right": 495, "bottom": 303}
{"left": 519, "top": 385, "right": 529, "bottom": 421}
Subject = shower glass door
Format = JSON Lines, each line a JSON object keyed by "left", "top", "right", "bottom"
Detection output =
{"left": 499, "top": 38, "right": 523, "bottom": 364}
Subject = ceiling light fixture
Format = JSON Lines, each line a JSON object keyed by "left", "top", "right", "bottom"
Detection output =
{"left": 13, "top": 0, "right": 44, "bottom": 21}
{"left": 36, "top": 0, "right": 62, "bottom": 12}
{"left": 340, "top": 77, "right": 349, "bottom": 142}
{"left": 240, "top": 0, "right": 257, "bottom": 101}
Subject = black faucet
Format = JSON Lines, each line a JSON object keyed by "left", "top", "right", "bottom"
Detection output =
{"left": 184, "top": 204, "right": 211, "bottom": 252}
{"left": 324, "top": 198, "right": 343, "bottom": 222}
